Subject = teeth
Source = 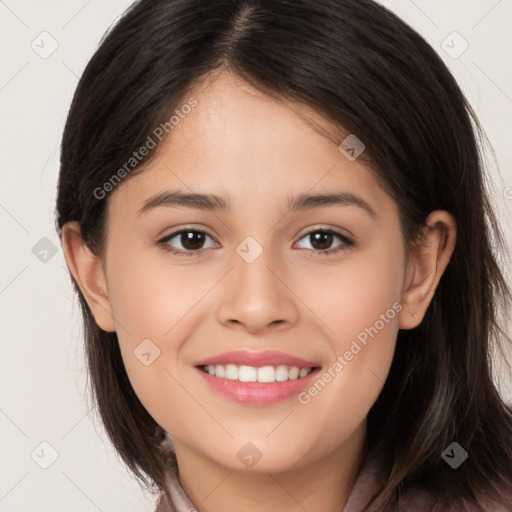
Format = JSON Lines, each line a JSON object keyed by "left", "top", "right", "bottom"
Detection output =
{"left": 257, "top": 366, "right": 276, "bottom": 383}
{"left": 275, "top": 365, "right": 289, "bottom": 382}
{"left": 239, "top": 365, "right": 257, "bottom": 382}
{"left": 289, "top": 367, "right": 300, "bottom": 379}
{"left": 225, "top": 364, "right": 238, "bottom": 380}
{"left": 299, "top": 368, "right": 310, "bottom": 378}
{"left": 203, "top": 364, "right": 314, "bottom": 382}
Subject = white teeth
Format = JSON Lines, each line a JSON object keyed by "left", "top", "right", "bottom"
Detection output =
{"left": 225, "top": 364, "right": 238, "bottom": 380}
{"left": 299, "top": 368, "right": 310, "bottom": 378}
{"left": 288, "top": 367, "right": 300, "bottom": 380}
{"left": 275, "top": 365, "right": 289, "bottom": 382}
{"left": 239, "top": 365, "right": 257, "bottom": 382}
{"left": 257, "top": 366, "right": 275, "bottom": 383}
{"left": 203, "top": 364, "right": 314, "bottom": 382}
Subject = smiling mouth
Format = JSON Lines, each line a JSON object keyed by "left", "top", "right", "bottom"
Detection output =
{"left": 198, "top": 364, "right": 319, "bottom": 383}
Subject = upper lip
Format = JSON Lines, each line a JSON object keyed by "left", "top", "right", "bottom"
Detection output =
{"left": 194, "top": 350, "right": 320, "bottom": 368}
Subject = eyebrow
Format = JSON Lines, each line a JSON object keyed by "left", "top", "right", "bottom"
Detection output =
{"left": 137, "top": 189, "right": 376, "bottom": 219}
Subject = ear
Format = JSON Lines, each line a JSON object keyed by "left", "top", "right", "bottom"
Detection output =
{"left": 60, "top": 221, "right": 116, "bottom": 332}
{"left": 398, "top": 210, "right": 456, "bottom": 330}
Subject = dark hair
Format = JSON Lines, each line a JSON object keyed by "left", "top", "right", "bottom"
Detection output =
{"left": 55, "top": 0, "right": 512, "bottom": 508}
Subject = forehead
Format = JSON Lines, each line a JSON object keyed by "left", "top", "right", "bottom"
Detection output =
{"left": 108, "top": 71, "right": 389, "bottom": 219}
{"left": 170, "top": 70, "right": 347, "bottom": 162}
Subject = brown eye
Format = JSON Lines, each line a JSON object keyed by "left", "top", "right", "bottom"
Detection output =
{"left": 309, "top": 231, "right": 334, "bottom": 250}
{"left": 295, "top": 229, "right": 354, "bottom": 255}
{"left": 159, "top": 229, "right": 217, "bottom": 256}
{"left": 178, "top": 231, "right": 207, "bottom": 250}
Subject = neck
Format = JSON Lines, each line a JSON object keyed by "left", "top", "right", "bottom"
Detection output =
{"left": 173, "top": 423, "right": 366, "bottom": 512}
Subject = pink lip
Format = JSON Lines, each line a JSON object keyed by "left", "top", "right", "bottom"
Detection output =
{"left": 195, "top": 367, "right": 321, "bottom": 405}
{"left": 194, "top": 350, "right": 319, "bottom": 368}
{"left": 193, "top": 350, "right": 321, "bottom": 405}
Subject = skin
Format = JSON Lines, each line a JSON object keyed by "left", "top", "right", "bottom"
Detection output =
{"left": 61, "top": 70, "right": 456, "bottom": 512}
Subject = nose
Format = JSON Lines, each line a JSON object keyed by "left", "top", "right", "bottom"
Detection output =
{"left": 216, "top": 245, "right": 300, "bottom": 334}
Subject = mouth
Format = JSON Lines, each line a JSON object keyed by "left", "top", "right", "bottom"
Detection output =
{"left": 193, "top": 350, "right": 322, "bottom": 405}
{"left": 197, "top": 363, "right": 318, "bottom": 383}
{"left": 194, "top": 363, "right": 321, "bottom": 405}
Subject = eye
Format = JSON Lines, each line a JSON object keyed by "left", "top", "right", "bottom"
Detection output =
{"left": 294, "top": 229, "right": 354, "bottom": 256}
{"left": 158, "top": 229, "right": 218, "bottom": 257}
{"left": 158, "top": 227, "right": 354, "bottom": 258}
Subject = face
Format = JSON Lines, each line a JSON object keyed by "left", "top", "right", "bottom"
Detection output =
{"left": 90, "top": 71, "right": 412, "bottom": 472}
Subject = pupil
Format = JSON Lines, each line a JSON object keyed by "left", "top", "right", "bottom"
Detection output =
{"left": 182, "top": 231, "right": 204, "bottom": 250}
{"left": 178, "top": 231, "right": 333, "bottom": 251}
{"left": 311, "top": 231, "right": 332, "bottom": 250}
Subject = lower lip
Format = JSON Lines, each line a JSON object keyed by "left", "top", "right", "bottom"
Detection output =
{"left": 195, "top": 367, "right": 321, "bottom": 405}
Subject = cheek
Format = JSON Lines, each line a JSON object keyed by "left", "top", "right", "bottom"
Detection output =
{"left": 104, "top": 247, "right": 217, "bottom": 421}
{"left": 305, "top": 241, "right": 404, "bottom": 349}
{"left": 295, "top": 247, "right": 403, "bottom": 424}
{"left": 106, "top": 242, "right": 212, "bottom": 342}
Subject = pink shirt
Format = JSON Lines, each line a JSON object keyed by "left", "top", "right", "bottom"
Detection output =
{"left": 154, "top": 456, "right": 511, "bottom": 511}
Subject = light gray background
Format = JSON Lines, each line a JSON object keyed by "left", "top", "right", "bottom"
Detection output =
{"left": 1, "top": 0, "right": 511, "bottom": 510}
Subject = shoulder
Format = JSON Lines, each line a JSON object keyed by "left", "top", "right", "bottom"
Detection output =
{"left": 345, "top": 453, "right": 512, "bottom": 511}
{"left": 154, "top": 493, "right": 174, "bottom": 512}
{"left": 153, "top": 469, "right": 197, "bottom": 512}
{"left": 398, "top": 476, "right": 512, "bottom": 511}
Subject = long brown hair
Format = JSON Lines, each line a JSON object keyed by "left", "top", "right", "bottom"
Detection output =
{"left": 55, "top": 0, "right": 512, "bottom": 508}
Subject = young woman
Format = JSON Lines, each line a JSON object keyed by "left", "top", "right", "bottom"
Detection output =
{"left": 56, "top": 0, "right": 512, "bottom": 510}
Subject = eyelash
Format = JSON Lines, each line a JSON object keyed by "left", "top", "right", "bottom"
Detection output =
{"left": 157, "top": 228, "right": 355, "bottom": 258}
